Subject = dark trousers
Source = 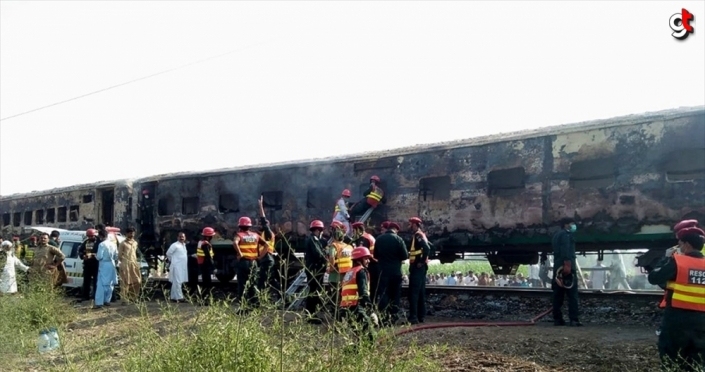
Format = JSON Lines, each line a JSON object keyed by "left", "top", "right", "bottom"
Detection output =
{"left": 343, "top": 305, "right": 376, "bottom": 343}
{"left": 349, "top": 200, "right": 374, "bottom": 217}
{"left": 257, "top": 257, "right": 278, "bottom": 301}
{"left": 81, "top": 259, "right": 98, "bottom": 300}
{"left": 658, "top": 313, "right": 705, "bottom": 371}
{"left": 552, "top": 275, "right": 579, "bottom": 321}
{"left": 236, "top": 259, "right": 258, "bottom": 308}
{"left": 197, "top": 263, "right": 212, "bottom": 300}
{"left": 305, "top": 267, "right": 325, "bottom": 316}
{"left": 377, "top": 270, "right": 402, "bottom": 322}
{"left": 368, "top": 262, "right": 380, "bottom": 306}
{"left": 408, "top": 267, "right": 427, "bottom": 322}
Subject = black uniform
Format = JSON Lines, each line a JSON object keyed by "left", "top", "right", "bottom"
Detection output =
{"left": 197, "top": 239, "right": 214, "bottom": 301}
{"left": 257, "top": 217, "right": 279, "bottom": 301}
{"left": 551, "top": 229, "right": 580, "bottom": 325}
{"left": 408, "top": 231, "right": 430, "bottom": 324}
{"left": 343, "top": 266, "right": 376, "bottom": 343}
{"left": 304, "top": 233, "right": 328, "bottom": 318}
{"left": 373, "top": 230, "right": 409, "bottom": 324}
{"left": 355, "top": 234, "right": 379, "bottom": 306}
{"left": 648, "top": 250, "right": 705, "bottom": 371}
{"left": 77, "top": 238, "right": 99, "bottom": 301}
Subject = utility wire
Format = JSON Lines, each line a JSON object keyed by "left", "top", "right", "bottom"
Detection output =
{"left": 0, "top": 40, "right": 270, "bottom": 122}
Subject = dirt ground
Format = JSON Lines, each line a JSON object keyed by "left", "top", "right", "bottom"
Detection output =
{"left": 25, "top": 299, "right": 660, "bottom": 372}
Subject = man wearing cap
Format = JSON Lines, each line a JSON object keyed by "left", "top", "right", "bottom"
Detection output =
{"left": 551, "top": 217, "right": 582, "bottom": 327}
{"left": 648, "top": 223, "right": 705, "bottom": 371}
{"left": 407, "top": 217, "right": 431, "bottom": 324}
{"left": 372, "top": 221, "right": 408, "bottom": 325}
{"left": 49, "top": 230, "right": 61, "bottom": 248}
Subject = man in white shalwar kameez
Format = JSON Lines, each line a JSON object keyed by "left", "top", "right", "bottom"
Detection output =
{"left": 1, "top": 241, "right": 30, "bottom": 294}
{"left": 94, "top": 230, "right": 118, "bottom": 309}
{"left": 166, "top": 232, "right": 189, "bottom": 302}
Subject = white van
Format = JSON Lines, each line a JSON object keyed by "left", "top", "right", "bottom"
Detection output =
{"left": 26, "top": 226, "right": 149, "bottom": 288}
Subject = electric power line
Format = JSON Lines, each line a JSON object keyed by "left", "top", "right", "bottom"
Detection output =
{"left": 0, "top": 40, "right": 271, "bottom": 122}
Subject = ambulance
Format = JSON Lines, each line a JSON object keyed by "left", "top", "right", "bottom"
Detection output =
{"left": 26, "top": 226, "right": 150, "bottom": 288}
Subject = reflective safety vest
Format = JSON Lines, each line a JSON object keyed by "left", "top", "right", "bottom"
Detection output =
{"left": 366, "top": 186, "right": 384, "bottom": 207}
{"left": 260, "top": 233, "right": 275, "bottom": 255}
{"left": 237, "top": 231, "right": 260, "bottom": 260}
{"left": 340, "top": 265, "right": 369, "bottom": 307}
{"left": 666, "top": 254, "right": 705, "bottom": 312}
{"left": 196, "top": 240, "right": 214, "bottom": 265}
{"left": 332, "top": 241, "right": 354, "bottom": 273}
{"left": 84, "top": 240, "right": 97, "bottom": 258}
{"left": 334, "top": 198, "right": 345, "bottom": 213}
{"left": 360, "top": 233, "right": 376, "bottom": 255}
{"left": 409, "top": 231, "right": 429, "bottom": 264}
{"left": 23, "top": 245, "right": 36, "bottom": 263}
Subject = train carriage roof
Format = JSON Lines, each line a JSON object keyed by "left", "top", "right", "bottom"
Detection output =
{"left": 2, "top": 105, "right": 703, "bottom": 197}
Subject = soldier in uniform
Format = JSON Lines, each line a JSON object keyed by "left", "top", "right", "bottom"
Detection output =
{"left": 351, "top": 222, "right": 378, "bottom": 306}
{"left": 29, "top": 233, "right": 66, "bottom": 289}
{"left": 19, "top": 236, "right": 38, "bottom": 266}
{"left": 407, "top": 217, "right": 431, "bottom": 324}
{"left": 648, "top": 224, "right": 705, "bottom": 371}
{"left": 77, "top": 229, "right": 100, "bottom": 302}
{"left": 197, "top": 227, "right": 216, "bottom": 303}
{"left": 373, "top": 222, "right": 408, "bottom": 325}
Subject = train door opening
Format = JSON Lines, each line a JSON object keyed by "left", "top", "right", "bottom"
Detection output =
{"left": 100, "top": 188, "right": 115, "bottom": 226}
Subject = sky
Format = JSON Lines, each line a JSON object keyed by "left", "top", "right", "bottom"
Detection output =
{"left": 1, "top": 1, "right": 704, "bottom": 196}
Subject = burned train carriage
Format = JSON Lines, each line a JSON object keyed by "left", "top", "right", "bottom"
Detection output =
{"left": 1, "top": 107, "right": 704, "bottom": 276}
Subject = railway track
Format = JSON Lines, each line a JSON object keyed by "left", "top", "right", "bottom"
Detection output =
{"left": 411, "top": 285, "right": 663, "bottom": 300}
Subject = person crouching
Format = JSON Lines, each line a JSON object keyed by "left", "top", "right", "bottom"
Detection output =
{"left": 340, "top": 246, "right": 378, "bottom": 345}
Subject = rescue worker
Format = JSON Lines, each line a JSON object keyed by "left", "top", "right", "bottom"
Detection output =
{"left": 340, "top": 246, "right": 377, "bottom": 344}
{"left": 304, "top": 220, "right": 327, "bottom": 324}
{"left": 197, "top": 227, "right": 216, "bottom": 303}
{"left": 19, "top": 236, "right": 38, "bottom": 266}
{"left": 551, "top": 218, "right": 582, "bottom": 326}
{"left": 257, "top": 195, "right": 279, "bottom": 301}
{"left": 407, "top": 217, "right": 430, "bottom": 324}
{"left": 657, "top": 220, "right": 699, "bottom": 311}
{"left": 49, "top": 230, "right": 61, "bottom": 248}
{"left": 77, "top": 229, "right": 100, "bottom": 302}
{"left": 232, "top": 216, "right": 270, "bottom": 310}
{"left": 332, "top": 189, "right": 352, "bottom": 235}
{"left": 352, "top": 222, "right": 379, "bottom": 305}
{"left": 327, "top": 221, "right": 354, "bottom": 314}
{"left": 649, "top": 224, "right": 705, "bottom": 371}
{"left": 29, "top": 233, "right": 66, "bottom": 289}
{"left": 349, "top": 176, "right": 386, "bottom": 221}
{"left": 373, "top": 222, "right": 408, "bottom": 326}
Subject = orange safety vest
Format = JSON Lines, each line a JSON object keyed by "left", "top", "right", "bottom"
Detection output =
{"left": 196, "top": 240, "right": 214, "bottom": 265}
{"left": 666, "top": 254, "right": 705, "bottom": 312}
{"left": 331, "top": 241, "right": 354, "bottom": 273}
{"left": 340, "top": 265, "right": 369, "bottom": 308}
{"left": 237, "top": 231, "right": 260, "bottom": 260}
{"left": 366, "top": 185, "right": 384, "bottom": 207}
{"left": 409, "top": 231, "right": 429, "bottom": 264}
{"left": 361, "top": 232, "right": 376, "bottom": 255}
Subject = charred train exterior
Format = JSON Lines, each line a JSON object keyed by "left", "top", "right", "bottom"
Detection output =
{"left": 2, "top": 107, "right": 704, "bottom": 275}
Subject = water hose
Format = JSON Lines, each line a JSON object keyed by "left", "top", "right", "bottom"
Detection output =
{"left": 393, "top": 307, "right": 553, "bottom": 337}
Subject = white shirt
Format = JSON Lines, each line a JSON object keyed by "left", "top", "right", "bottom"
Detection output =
{"left": 529, "top": 264, "right": 540, "bottom": 280}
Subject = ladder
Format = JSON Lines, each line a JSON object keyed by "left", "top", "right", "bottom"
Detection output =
{"left": 277, "top": 269, "right": 309, "bottom": 311}
{"left": 357, "top": 207, "right": 374, "bottom": 224}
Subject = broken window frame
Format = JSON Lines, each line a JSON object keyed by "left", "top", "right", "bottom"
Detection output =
{"left": 13, "top": 212, "right": 21, "bottom": 227}
{"left": 24, "top": 211, "right": 33, "bottom": 225}
{"left": 261, "top": 191, "right": 283, "bottom": 211}
{"left": 57, "top": 207, "right": 67, "bottom": 223}
{"left": 35, "top": 209, "right": 45, "bottom": 225}
{"left": 157, "top": 197, "right": 175, "bottom": 216}
{"left": 2, "top": 213, "right": 10, "bottom": 227}
{"left": 487, "top": 167, "right": 527, "bottom": 196}
{"left": 46, "top": 208, "right": 55, "bottom": 223}
{"left": 218, "top": 193, "right": 240, "bottom": 214}
{"left": 82, "top": 194, "right": 93, "bottom": 203}
{"left": 418, "top": 176, "right": 452, "bottom": 202}
{"left": 569, "top": 157, "right": 617, "bottom": 189}
{"left": 663, "top": 148, "right": 705, "bottom": 182}
{"left": 69, "top": 205, "right": 79, "bottom": 222}
{"left": 182, "top": 197, "right": 200, "bottom": 215}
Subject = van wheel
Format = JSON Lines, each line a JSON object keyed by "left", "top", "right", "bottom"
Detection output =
{"left": 216, "top": 272, "right": 235, "bottom": 283}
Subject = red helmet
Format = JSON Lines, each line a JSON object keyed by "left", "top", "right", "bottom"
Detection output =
{"left": 29, "top": 236, "right": 37, "bottom": 241}
{"left": 12, "top": 236, "right": 19, "bottom": 241}
{"left": 238, "top": 217, "right": 252, "bottom": 227}
{"left": 341, "top": 189, "right": 351, "bottom": 197}
{"left": 381, "top": 221, "right": 390, "bottom": 229}
{"left": 370, "top": 175, "right": 381, "bottom": 183}
{"left": 86, "top": 229, "right": 97, "bottom": 237}
{"left": 677, "top": 226, "right": 705, "bottom": 240}
{"left": 674, "top": 219, "right": 698, "bottom": 234}
{"left": 331, "top": 221, "right": 346, "bottom": 231}
{"left": 352, "top": 246, "right": 374, "bottom": 261}
{"left": 352, "top": 222, "right": 364, "bottom": 229}
{"left": 202, "top": 227, "right": 216, "bottom": 237}
{"left": 309, "top": 220, "right": 325, "bottom": 230}
{"left": 409, "top": 217, "right": 422, "bottom": 225}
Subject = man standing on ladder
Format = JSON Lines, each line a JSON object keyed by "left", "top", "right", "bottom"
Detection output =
{"left": 332, "top": 189, "right": 353, "bottom": 236}
{"left": 349, "top": 175, "right": 386, "bottom": 223}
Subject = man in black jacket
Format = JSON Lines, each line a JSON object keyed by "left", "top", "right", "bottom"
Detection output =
{"left": 551, "top": 217, "right": 581, "bottom": 326}
{"left": 373, "top": 222, "right": 408, "bottom": 325}
{"left": 304, "top": 220, "right": 328, "bottom": 324}
{"left": 77, "top": 228, "right": 99, "bottom": 302}
{"left": 648, "top": 225, "right": 705, "bottom": 371}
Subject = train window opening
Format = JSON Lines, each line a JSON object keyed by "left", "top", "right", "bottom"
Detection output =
{"left": 69, "top": 205, "right": 79, "bottom": 222}
{"left": 24, "top": 211, "right": 32, "bottom": 225}
{"left": 182, "top": 197, "right": 199, "bottom": 215}
{"left": 219, "top": 193, "right": 240, "bottom": 214}
{"left": 664, "top": 148, "right": 705, "bottom": 181}
{"left": 13, "top": 212, "right": 21, "bottom": 227}
{"left": 488, "top": 167, "right": 526, "bottom": 196}
{"left": 35, "top": 210, "right": 44, "bottom": 224}
{"left": 261, "top": 191, "right": 283, "bottom": 211}
{"left": 2, "top": 213, "right": 10, "bottom": 226}
{"left": 100, "top": 189, "right": 115, "bottom": 226}
{"left": 157, "top": 196, "right": 175, "bottom": 216}
{"left": 307, "top": 187, "right": 332, "bottom": 209}
{"left": 419, "top": 176, "right": 451, "bottom": 201}
{"left": 82, "top": 194, "right": 93, "bottom": 203}
{"left": 46, "top": 208, "right": 55, "bottom": 223}
{"left": 57, "top": 207, "right": 67, "bottom": 223}
{"left": 570, "top": 157, "right": 617, "bottom": 189}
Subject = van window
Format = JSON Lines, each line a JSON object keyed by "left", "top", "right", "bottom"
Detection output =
{"left": 61, "top": 241, "right": 82, "bottom": 259}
